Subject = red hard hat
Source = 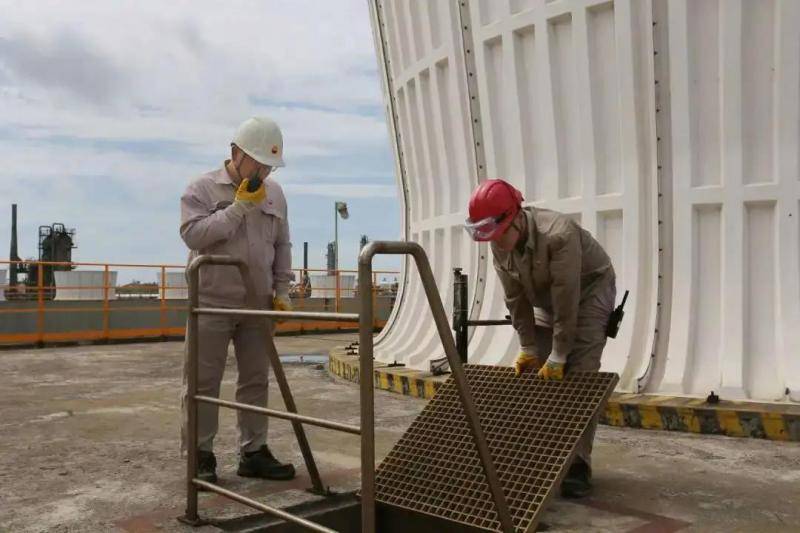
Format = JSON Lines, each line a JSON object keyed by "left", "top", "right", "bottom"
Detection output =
{"left": 465, "top": 179, "right": 523, "bottom": 241}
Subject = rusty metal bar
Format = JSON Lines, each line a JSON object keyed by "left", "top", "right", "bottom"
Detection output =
{"left": 192, "top": 479, "right": 336, "bottom": 533}
{"left": 359, "top": 241, "right": 515, "bottom": 533}
{"left": 194, "top": 307, "right": 358, "bottom": 322}
{"left": 195, "top": 395, "right": 361, "bottom": 435}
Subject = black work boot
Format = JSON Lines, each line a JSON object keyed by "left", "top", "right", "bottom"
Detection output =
{"left": 561, "top": 458, "right": 591, "bottom": 499}
{"left": 237, "top": 445, "right": 296, "bottom": 480}
{"left": 197, "top": 450, "right": 217, "bottom": 486}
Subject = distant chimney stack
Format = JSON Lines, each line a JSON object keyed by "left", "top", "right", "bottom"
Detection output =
{"left": 10, "top": 204, "right": 19, "bottom": 286}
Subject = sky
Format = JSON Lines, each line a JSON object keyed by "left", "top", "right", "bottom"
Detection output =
{"left": 0, "top": 0, "right": 402, "bottom": 284}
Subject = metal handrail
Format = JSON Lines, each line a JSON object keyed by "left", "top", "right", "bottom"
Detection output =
{"left": 195, "top": 395, "right": 361, "bottom": 435}
{"left": 0, "top": 258, "right": 398, "bottom": 275}
{"left": 358, "top": 242, "right": 514, "bottom": 533}
{"left": 183, "top": 246, "right": 513, "bottom": 533}
{"left": 194, "top": 308, "right": 359, "bottom": 322}
{"left": 183, "top": 254, "right": 361, "bottom": 532}
{"left": 193, "top": 479, "right": 337, "bottom": 533}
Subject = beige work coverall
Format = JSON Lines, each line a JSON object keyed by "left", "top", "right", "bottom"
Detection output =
{"left": 179, "top": 165, "right": 292, "bottom": 454}
{"left": 492, "top": 207, "right": 616, "bottom": 467}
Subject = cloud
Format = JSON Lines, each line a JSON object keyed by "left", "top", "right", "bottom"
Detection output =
{"left": 0, "top": 1, "right": 402, "bottom": 279}
{"left": 282, "top": 183, "right": 397, "bottom": 199}
{"left": 0, "top": 30, "right": 127, "bottom": 105}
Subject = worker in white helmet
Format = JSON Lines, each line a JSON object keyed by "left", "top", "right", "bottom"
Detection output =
{"left": 179, "top": 117, "right": 295, "bottom": 484}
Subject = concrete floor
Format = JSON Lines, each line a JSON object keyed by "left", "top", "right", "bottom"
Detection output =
{"left": 0, "top": 336, "right": 798, "bottom": 533}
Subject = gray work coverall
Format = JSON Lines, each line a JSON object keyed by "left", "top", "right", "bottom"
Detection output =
{"left": 492, "top": 207, "right": 616, "bottom": 467}
{"left": 179, "top": 164, "right": 292, "bottom": 454}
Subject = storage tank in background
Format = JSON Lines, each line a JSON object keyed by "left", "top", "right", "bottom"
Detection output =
{"left": 157, "top": 271, "right": 188, "bottom": 300}
{"left": 309, "top": 274, "right": 357, "bottom": 299}
{"left": 54, "top": 271, "right": 118, "bottom": 301}
{"left": 367, "top": 0, "right": 800, "bottom": 402}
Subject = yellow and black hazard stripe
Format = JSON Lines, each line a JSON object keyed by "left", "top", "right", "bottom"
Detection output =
{"left": 328, "top": 349, "right": 800, "bottom": 442}
{"left": 601, "top": 394, "right": 799, "bottom": 441}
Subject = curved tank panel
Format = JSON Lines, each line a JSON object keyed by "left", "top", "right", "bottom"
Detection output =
{"left": 368, "top": 0, "right": 800, "bottom": 402}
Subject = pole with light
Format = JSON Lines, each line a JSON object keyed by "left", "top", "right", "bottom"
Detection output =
{"left": 334, "top": 201, "right": 349, "bottom": 272}
{"left": 334, "top": 201, "right": 349, "bottom": 312}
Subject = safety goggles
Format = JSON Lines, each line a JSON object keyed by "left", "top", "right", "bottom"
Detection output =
{"left": 464, "top": 213, "right": 509, "bottom": 241}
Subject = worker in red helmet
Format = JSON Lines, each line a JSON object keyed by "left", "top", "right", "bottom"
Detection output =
{"left": 465, "top": 178, "right": 616, "bottom": 498}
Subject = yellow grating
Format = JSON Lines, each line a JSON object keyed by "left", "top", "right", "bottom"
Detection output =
{"left": 375, "top": 365, "right": 618, "bottom": 532}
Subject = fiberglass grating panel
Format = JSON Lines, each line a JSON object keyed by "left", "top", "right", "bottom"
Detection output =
{"left": 375, "top": 365, "right": 618, "bottom": 532}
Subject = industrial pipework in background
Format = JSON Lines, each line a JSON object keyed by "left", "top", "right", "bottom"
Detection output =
{"left": 6, "top": 203, "right": 76, "bottom": 300}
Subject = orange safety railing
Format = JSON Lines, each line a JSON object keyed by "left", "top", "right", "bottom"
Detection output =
{"left": 0, "top": 259, "right": 399, "bottom": 346}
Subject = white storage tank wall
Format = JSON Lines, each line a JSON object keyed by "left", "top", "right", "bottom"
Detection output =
{"left": 54, "top": 271, "right": 118, "bottom": 301}
{"left": 461, "top": 0, "right": 660, "bottom": 391}
{"left": 157, "top": 271, "right": 188, "bottom": 300}
{"left": 369, "top": 0, "right": 800, "bottom": 403}
{"left": 654, "top": 0, "right": 800, "bottom": 401}
{"left": 369, "top": 0, "right": 482, "bottom": 368}
{"left": 309, "top": 274, "right": 356, "bottom": 299}
{"left": 0, "top": 269, "right": 5, "bottom": 301}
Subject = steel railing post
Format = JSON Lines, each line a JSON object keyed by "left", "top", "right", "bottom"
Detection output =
{"left": 179, "top": 253, "right": 420, "bottom": 532}
{"left": 185, "top": 260, "right": 200, "bottom": 522}
{"left": 360, "top": 241, "right": 514, "bottom": 533}
{"left": 335, "top": 270, "right": 341, "bottom": 314}
{"left": 410, "top": 245, "right": 514, "bottom": 533}
{"left": 358, "top": 252, "right": 375, "bottom": 533}
{"left": 102, "top": 265, "right": 110, "bottom": 341}
{"left": 160, "top": 265, "right": 167, "bottom": 337}
{"left": 183, "top": 254, "right": 342, "bottom": 528}
{"left": 36, "top": 262, "right": 44, "bottom": 345}
{"left": 372, "top": 272, "right": 378, "bottom": 329}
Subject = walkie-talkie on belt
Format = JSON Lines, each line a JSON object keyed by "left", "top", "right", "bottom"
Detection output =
{"left": 606, "top": 290, "right": 629, "bottom": 338}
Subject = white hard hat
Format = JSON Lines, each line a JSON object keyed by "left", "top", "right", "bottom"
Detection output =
{"left": 231, "top": 116, "right": 285, "bottom": 167}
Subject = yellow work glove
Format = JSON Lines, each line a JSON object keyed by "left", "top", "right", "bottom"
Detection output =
{"left": 514, "top": 352, "right": 542, "bottom": 376}
{"left": 537, "top": 360, "right": 565, "bottom": 381}
{"left": 273, "top": 295, "right": 292, "bottom": 312}
{"left": 272, "top": 295, "right": 292, "bottom": 325}
{"left": 234, "top": 177, "right": 266, "bottom": 207}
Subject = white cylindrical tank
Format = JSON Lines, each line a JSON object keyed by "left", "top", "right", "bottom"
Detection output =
{"left": 309, "top": 274, "right": 357, "bottom": 299}
{"left": 368, "top": 0, "right": 800, "bottom": 402}
{"left": 156, "top": 271, "right": 188, "bottom": 300}
{"left": 54, "top": 271, "right": 118, "bottom": 301}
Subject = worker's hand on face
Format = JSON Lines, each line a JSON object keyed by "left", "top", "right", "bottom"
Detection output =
{"left": 537, "top": 359, "right": 565, "bottom": 381}
{"left": 514, "top": 352, "right": 542, "bottom": 376}
{"left": 234, "top": 177, "right": 266, "bottom": 208}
